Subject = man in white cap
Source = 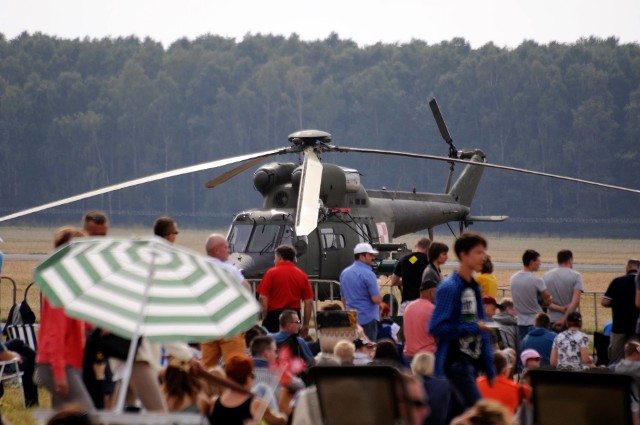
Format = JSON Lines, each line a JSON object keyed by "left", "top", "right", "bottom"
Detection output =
{"left": 340, "top": 243, "right": 382, "bottom": 341}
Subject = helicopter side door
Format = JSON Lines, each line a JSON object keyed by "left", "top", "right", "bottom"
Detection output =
{"left": 317, "top": 224, "right": 347, "bottom": 280}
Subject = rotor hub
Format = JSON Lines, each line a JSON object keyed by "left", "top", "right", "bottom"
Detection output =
{"left": 288, "top": 129, "right": 332, "bottom": 148}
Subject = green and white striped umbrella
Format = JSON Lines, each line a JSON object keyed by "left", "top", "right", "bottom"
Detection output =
{"left": 34, "top": 236, "right": 260, "bottom": 342}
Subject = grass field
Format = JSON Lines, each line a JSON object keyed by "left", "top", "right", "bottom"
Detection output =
{"left": 2, "top": 226, "right": 637, "bottom": 325}
{"left": 0, "top": 227, "right": 638, "bottom": 423}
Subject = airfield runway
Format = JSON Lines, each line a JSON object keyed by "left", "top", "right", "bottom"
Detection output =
{"left": 4, "top": 254, "right": 622, "bottom": 272}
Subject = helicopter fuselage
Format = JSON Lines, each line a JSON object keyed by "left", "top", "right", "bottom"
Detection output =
{"left": 226, "top": 161, "right": 473, "bottom": 281}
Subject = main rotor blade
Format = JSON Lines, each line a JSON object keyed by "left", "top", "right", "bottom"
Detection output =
{"left": 334, "top": 146, "right": 640, "bottom": 195}
{"left": 205, "top": 155, "right": 276, "bottom": 188}
{"left": 295, "top": 148, "right": 323, "bottom": 236}
{"left": 429, "top": 99, "right": 453, "bottom": 145}
{"left": 0, "top": 148, "right": 289, "bottom": 223}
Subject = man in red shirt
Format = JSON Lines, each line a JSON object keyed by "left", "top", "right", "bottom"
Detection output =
{"left": 257, "top": 245, "right": 314, "bottom": 337}
{"left": 403, "top": 279, "right": 437, "bottom": 362}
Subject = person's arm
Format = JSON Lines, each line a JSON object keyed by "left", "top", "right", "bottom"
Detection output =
{"left": 429, "top": 284, "right": 480, "bottom": 340}
{"left": 554, "top": 288, "right": 583, "bottom": 329}
{"left": 367, "top": 273, "right": 382, "bottom": 305}
{"left": 580, "top": 346, "right": 594, "bottom": 367}
{"left": 540, "top": 289, "right": 553, "bottom": 307}
{"left": 241, "top": 279, "right": 252, "bottom": 291}
{"left": 301, "top": 298, "right": 313, "bottom": 338}
{"left": 390, "top": 262, "right": 402, "bottom": 287}
{"left": 341, "top": 296, "right": 347, "bottom": 309}
{"left": 299, "top": 338, "right": 315, "bottom": 364}
{"left": 259, "top": 295, "right": 269, "bottom": 321}
{"left": 550, "top": 347, "right": 558, "bottom": 366}
{"left": 252, "top": 398, "right": 287, "bottom": 425}
{"left": 43, "top": 301, "right": 70, "bottom": 397}
{"left": 0, "top": 350, "right": 20, "bottom": 362}
{"left": 601, "top": 297, "right": 612, "bottom": 308}
{"left": 565, "top": 289, "right": 582, "bottom": 315}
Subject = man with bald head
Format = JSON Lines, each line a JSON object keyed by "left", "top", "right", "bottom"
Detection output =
{"left": 201, "top": 233, "right": 250, "bottom": 368}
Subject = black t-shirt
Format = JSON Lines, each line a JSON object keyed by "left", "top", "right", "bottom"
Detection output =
{"left": 604, "top": 271, "right": 639, "bottom": 334}
{"left": 393, "top": 252, "right": 429, "bottom": 302}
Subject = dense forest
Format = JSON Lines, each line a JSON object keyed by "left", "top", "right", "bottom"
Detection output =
{"left": 1, "top": 32, "right": 639, "bottom": 236}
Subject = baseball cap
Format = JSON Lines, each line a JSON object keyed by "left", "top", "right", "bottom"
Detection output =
{"left": 520, "top": 348, "right": 541, "bottom": 365}
{"left": 482, "top": 296, "right": 502, "bottom": 309}
{"left": 353, "top": 243, "right": 379, "bottom": 255}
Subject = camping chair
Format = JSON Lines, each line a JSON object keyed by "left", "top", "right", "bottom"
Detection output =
{"left": 6, "top": 324, "right": 38, "bottom": 352}
{"left": 0, "top": 358, "right": 24, "bottom": 407}
{"left": 530, "top": 368, "right": 633, "bottom": 425}
{"left": 309, "top": 365, "right": 406, "bottom": 425}
{"left": 4, "top": 282, "right": 39, "bottom": 352}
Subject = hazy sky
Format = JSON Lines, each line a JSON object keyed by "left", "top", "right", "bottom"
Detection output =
{"left": 2, "top": 0, "right": 639, "bottom": 48}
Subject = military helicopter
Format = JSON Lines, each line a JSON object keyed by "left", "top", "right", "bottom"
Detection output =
{"left": 1, "top": 99, "right": 638, "bottom": 281}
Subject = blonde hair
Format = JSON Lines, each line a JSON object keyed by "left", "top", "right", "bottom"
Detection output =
{"left": 470, "top": 399, "right": 513, "bottom": 424}
{"left": 411, "top": 352, "right": 435, "bottom": 376}
{"left": 333, "top": 340, "right": 356, "bottom": 363}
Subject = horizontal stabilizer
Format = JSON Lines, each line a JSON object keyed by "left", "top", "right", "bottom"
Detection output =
{"left": 466, "top": 215, "right": 509, "bottom": 223}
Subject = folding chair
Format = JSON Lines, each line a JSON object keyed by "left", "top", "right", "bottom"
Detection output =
{"left": 530, "top": 368, "right": 633, "bottom": 425}
{"left": 0, "top": 358, "right": 24, "bottom": 407}
{"left": 310, "top": 365, "right": 406, "bottom": 425}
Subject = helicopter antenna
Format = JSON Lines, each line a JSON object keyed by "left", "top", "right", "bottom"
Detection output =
{"left": 429, "top": 98, "right": 459, "bottom": 193}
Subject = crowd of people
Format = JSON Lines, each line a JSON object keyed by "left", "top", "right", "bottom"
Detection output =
{"left": 2, "top": 212, "right": 640, "bottom": 425}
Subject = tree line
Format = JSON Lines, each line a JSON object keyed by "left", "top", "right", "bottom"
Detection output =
{"left": 1, "top": 32, "right": 639, "bottom": 236}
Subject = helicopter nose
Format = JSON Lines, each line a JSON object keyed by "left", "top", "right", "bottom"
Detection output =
{"left": 230, "top": 253, "right": 255, "bottom": 272}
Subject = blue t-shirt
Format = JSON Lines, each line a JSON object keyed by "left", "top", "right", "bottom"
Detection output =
{"left": 339, "top": 261, "right": 380, "bottom": 325}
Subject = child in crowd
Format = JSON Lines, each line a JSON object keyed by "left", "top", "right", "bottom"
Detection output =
{"left": 550, "top": 312, "right": 594, "bottom": 370}
{"left": 519, "top": 349, "right": 541, "bottom": 384}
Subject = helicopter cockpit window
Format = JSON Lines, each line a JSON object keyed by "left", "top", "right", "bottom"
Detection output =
{"left": 247, "top": 224, "right": 284, "bottom": 253}
{"left": 228, "top": 224, "right": 252, "bottom": 253}
{"left": 281, "top": 226, "right": 293, "bottom": 246}
{"left": 320, "top": 227, "right": 345, "bottom": 250}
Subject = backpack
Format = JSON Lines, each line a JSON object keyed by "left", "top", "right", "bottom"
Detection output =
{"left": 3, "top": 300, "right": 36, "bottom": 338}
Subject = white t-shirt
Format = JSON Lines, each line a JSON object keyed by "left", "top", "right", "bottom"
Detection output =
{"left": 510, "top": 271, "right": 546, "bottom": 326}
{"left": 553, "top": 329, "right": 589, "bottom": 370}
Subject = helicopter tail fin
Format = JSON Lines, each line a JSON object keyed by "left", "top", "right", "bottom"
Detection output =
{"left": 447, "top": 149, "right": 486, "bottom": 207}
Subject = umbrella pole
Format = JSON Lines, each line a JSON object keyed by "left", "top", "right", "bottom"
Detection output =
{"left": 114, "top": 251, "right": 157, "bottom": 413}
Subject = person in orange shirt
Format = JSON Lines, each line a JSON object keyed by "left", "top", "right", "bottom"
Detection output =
{"left": 476, "top": 350, "right": 530, "bottom": 414}
{"left": 34, "top": 227, "right": 94, "bottom": 411}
